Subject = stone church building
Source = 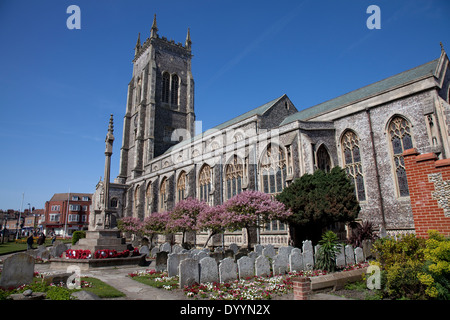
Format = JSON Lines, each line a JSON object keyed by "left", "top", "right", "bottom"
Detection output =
{"left": 92, "top": 17, "right": 450, "bottom": 247}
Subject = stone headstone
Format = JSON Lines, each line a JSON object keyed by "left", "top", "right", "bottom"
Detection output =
{"left": 229, "top": 243, "right": 239, "bottom": 254}
{"left": 302, "top": 250, "right": 314, "bottom": 270}
{"left": 199, "top": 257, "right": 219, "bottom": 283}
{"left": 272, "top": 254, "right": 289, "bottom": 275}
{"left": 302, "top": 240, "right": 313, "bottom": 254}
{"left": 254, "top": 244, "right": 263, "bottom": 256}
{"left": 219, "top": 257, "right": 237, "bottom": 283}
{"left": 167, "top": 253, "right": 189, "bottom": 277}
{"left": 237, "top": 256, "right": 254, "bottom": 279}
{"left": 150, "top": 247, "right": 160, "bottom": 258}
{"left": 209, "top": 251, "right": 225, "bottom": 264}
{"left": 195, "top": 251, "right": 208, "bottom": 261}
{"left": 335, "top": 246, "right": 346, "bottom": 268}
{"left": 289, "top": 248, "right": 303, "bottom": 272}
{"left": 362, "top": 240, "right": 374, "bottom": 259}
{"left": 354, "top": 247, "right": 365, "bottom": 263}
{"left": 255, "top": 255, "right": 271, "bottom": 277}
{"left": 155, "top": 251, "right": 169, "bottom": 272}
{"left": 262, "top": 244, "right": 275, "bottom": 259}
{"left": 160, "top": 242, "right": 171, "bottom": 253}
{"left": 139, "top": 245, "right": 150, "bottom": 257}
{"left": 51, "top": 242, "right": 69, "bottom": 258}
{"left": 0, "top": 253, "right": 35, "bottom": 289}
{"left": 172, "top": 244, "right": 183, "bottom": 254}
{"left": 344, "top": 245, "right": 355, "bottom": 265}
{"left": 179, "top": 258, "right": 200, "bottom": 288}
{"left": 224, "top": 249, "right": 235, "bottom": 259}
{"left": 278, "top": 246, "right": 293, "bottom": 257}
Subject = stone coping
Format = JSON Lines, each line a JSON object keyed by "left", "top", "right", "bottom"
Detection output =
{"left": 309, "top": 267, "right": 368, "bottom": 291}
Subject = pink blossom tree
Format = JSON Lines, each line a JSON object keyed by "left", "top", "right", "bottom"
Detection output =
{"left": 222, "top": 190, "right": 292, "bottom": 249}
{"left": 117, "top": 216, "right": 144, "bottom": 237}
{"left": 166, "top": 198, "right": 208, "bottom": 248}
{"left": 142, "top": 211, "right": 170, "bottom": 246}
{"left": 197, "top": 204, "right": 226, "bottom": 248}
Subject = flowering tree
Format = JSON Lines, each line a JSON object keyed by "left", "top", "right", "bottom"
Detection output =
{"left": 117, "top": 216, "right": 144, "bottom": 237}
{"left": 222, "top": 190, "right": 292, "bottom": 249}
{"left": 142, "top": 211, "right": 170, "bottom": 246}
{"left": 166, "top": 198, "right": 208, "bottom": 248}
{"left": 197, "top": 204, "right": 226, "bottom": 248}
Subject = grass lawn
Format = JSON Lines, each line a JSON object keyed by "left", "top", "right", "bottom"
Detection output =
{"left": 81, "top": 277, "right": 126, "bottom": 299}
{"left": 0, "top": 239, "right": 71, "bottom": 255}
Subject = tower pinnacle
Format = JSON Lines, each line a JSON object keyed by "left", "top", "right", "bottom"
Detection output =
{"left": 185, "top": 28, "right": 192, "bottom": 50}
{"left": 151, "top": 14, "right": 158, "bottom": 38}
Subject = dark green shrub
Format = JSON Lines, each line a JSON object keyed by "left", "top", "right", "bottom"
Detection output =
{"left": 72, "top": 231, "right": 86, "bottom": 245}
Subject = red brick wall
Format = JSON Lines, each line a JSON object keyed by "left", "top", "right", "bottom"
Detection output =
{"left": 403, "top": 148, "right": 450, "bottom": 238}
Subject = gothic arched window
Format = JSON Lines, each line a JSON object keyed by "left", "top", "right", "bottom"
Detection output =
{"left": 145, "top": 182, "right": 152, "bottom": 215}
{"left": 388, "top": 116, "right": 413, "bottom": 197}
{"left": 177, "top": 171, "right": 187, "bottom": 202}
{"left": 199, "top": 165, "right": 212, "bottom": 203}
{"left": 260, "top": 144, "right": 287, "bottom": 194}
{"left": 317, "top": 144, "right": 331, "bottom": 173}
{"left": 341, "top": 130, "right": 366, "bottom": 201}
{"left": 225, "top": 156, "right": 243, "bottom": 200}
{"left": 162, "top": 72, "right": 170, "bottom": 103}
{"left": 159, "top": 178, "right": 167, "bottom": 211}
{"left": 171, "top": 74, "right": 179, "bottom": 106}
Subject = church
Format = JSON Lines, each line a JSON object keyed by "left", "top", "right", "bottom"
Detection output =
{"left": 91, "top": 16, "right": 450, "bottom": 247}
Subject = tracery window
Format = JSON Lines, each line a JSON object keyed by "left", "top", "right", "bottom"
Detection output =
{"left": 316, "top": 144, "right": 331, "bottom": 173}
{"left": 225, "top": 156, "right": 243, "bottom": 200}
{"left": 199, "top": 165, "right": 212, "bottom": 203}
{"left": 388, "top": 116, "right": 413, "bottom": 197}
{"left": 162, "top": 72, "right": 170, "bottom": 103}
{"left": 145, "top": 182, "right": 152, "bottom": 214}
{"left": 177, "top": 171, "right": 187, "bottom": 202}
{"left": 341, "top": 131, "right": 366, "bottom": 201}
{"left": 159, "top": 178, "right": 168, "bottom": 211}
{"left": 260, "top": 144, "right": 287, "bottom": 194}
{"left": 171, "top": 74, "right": 179, "bottom": 106}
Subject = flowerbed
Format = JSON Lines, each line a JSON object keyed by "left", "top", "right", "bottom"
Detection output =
{"left": 63, "top": 248, "right": 140, "bottom": 259}
{"left": 128, "top": 269, "right": 178, "bottom": 290}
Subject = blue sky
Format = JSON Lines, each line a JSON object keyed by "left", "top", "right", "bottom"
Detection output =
{"left": 0, "top": 0, "right": 449, "bottom": 211}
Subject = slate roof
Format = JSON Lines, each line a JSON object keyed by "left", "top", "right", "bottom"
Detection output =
{"left": 49, "top": 193, "right": 92, "bottom": 202}
{"left": 280, "top": 58, "right": 440, "bottom": 124}
{"left": 164, "top": 94, "right": 286, "bottom": 154}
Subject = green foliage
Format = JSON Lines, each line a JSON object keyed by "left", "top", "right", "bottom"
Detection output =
{"left": 315, "top": 231, "right": 341, "bottom": 272}
{"left": 373, "top": 231, "right": 450, "bottom": 300}
{"left": 72, "top": 231, "right": 86, "bottom": 245}
{"left": 46, "top": 286, "right": 74, "bottom": 300}
{"left": 276, "top": 167, "right": 360, "bottom": 245}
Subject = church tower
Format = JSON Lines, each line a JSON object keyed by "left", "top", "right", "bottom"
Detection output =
{"left": 117, "top": 15, "right": 195, "bottom": 183}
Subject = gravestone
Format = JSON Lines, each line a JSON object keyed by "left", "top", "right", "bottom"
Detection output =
{"left": 237, "top": 256, "right": 254, "bottom": 279}
{"left": 354, "top": 247, "right": 365, "bottom": 263}
{"left": 179, "top": 258, "right": 200, "bottom": 288}
{"left": 345, "top": 245, "right": 355, "bottom": 265}
{"left": 199, "top": 257, "right": 219, "bottom": 283}
{"left": 155, "top": 251, "right": 169, "bottom": 272}
{"left": 262, "top": 244, "right": 275, "bottom": 259}
{"left": 209, "top": 251, "right": 225, "bottom": 264}
{"left": 302, "top": 250, "right": 314, "bottom": 270}
{"left": 289, "top": 248, "right": 303, "bottom": 272}
{"left": 51, "top": 242, "right": 69, "bottom": 258}
{"left": 172, "top": 244, "right": 183, "bottom": 254}
{"left": 302, "top": 240, "right": 313, "bottom": 254}
{"left": 335, "top": 246, "right": 346, "bottom": 268}
{"left": 362, "top": 240, "right": 374, "bottom": 259}
{"left": 255, "top": 255, "right": 271, "bottom": 277}
{"left": 195, "top": 251, "right": 208, "bottom": 261}
{"left": 139, "top": 245, "right": 150, "bottom": 257}
{"left": 219, "top": 257, "right": 237, "bottom": 283}
{"left": 254, "top": 244, "right": 263, "bottom": 256}
{"left": 151, "top": 247, "right": 159, "bottom": 258}
{"left": 0, "top": 253, "right": 35, "bottom": 289}
{"left": 229, "top": 243, "right": 239, "bottom": 254}
{"left": 272, "top": 254, "right": 289, "bottom": 275}
{"left": 278, "top": 246, "right": 293, "bottom": 257}
{"left": 167, "top": 253, "right": 189, "bottom": 277}
{"left": 160, "top": 242, "right": 171, "bottom": 253}
{"left": 314, "top": 244, "right": 322, "bottom": 264}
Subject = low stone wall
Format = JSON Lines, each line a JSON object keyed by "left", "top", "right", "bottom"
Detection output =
{"left": 293, "top": 267, "right": 368, "bottom": 300}
{"left": 49, "top": 254, "right": 146, "bottom": 270}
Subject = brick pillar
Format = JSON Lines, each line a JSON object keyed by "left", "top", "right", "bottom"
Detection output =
{"left": 292, "top": 277, "right": 311, "bottom": 300}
